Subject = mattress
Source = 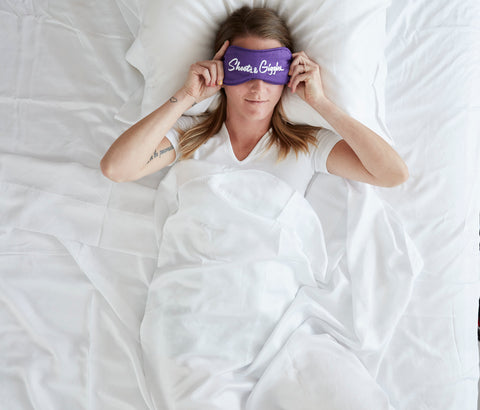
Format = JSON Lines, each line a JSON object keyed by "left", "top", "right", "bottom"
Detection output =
{"left": 0, "top": 0, "right": 478, "bottom": 409}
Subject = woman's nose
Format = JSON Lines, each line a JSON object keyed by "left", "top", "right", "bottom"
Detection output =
{"left": 249, "top": 79, "right": 266, "bottom": 90}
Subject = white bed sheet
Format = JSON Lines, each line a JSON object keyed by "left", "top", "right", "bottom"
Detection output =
{"left": 381, "top": 0, "right": 480, "bottom": 260}
{"left": 376, "top": 1, "right": 480, "bottom": 408}
{"left": 0, "top": 1, "right": 479, "bottom": 409}
{"left": 140, "top": 160, "right": 421, "bottom": 410}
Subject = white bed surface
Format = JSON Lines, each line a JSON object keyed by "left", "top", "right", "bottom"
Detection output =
{"left": 375, "top": 1, "right": 480, "bottom": 408}
{"left": 0, "top": 0, "right": 479, "bottom": 409}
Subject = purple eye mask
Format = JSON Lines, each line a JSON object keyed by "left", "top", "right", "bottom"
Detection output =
{"left": 222, "top": 45, "right": 292, "bottom": 85}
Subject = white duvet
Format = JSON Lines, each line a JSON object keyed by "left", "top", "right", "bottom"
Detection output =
{"left": 140, "top": 160, "right": 422, "bottom": 410}
{"left": 2, "top": 0, "right": 477, "bottom": 408}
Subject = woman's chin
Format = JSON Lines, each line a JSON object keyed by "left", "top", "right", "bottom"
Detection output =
{"left": 242, "top": 102, "right": 272, "bottom": 119}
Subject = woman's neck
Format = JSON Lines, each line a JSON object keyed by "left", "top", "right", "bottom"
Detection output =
{"left": 225, "top": 111, "right": 271, "bottom": 146}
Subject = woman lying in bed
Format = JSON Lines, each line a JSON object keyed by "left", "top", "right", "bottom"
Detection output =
{"left": 100, "top": 7, "right": 414, "bottom": 409}
{"left": 100, "top": 6, "right": 408, "bottom": 192}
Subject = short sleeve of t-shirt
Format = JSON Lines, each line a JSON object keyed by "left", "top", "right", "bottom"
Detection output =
{"left": 312, "top": 128, "right": 343, "bottom": 174}
{"left": 165, "top": 115, "right": 202, "bottom": 164}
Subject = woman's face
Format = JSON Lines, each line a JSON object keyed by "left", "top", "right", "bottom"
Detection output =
{"left": 224, "top": 36, "right": 285, "bottom": 123}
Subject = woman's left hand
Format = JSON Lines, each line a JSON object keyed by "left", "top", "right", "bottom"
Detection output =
{"left": 287, "top": 51, "right": 327, "bottom": 107}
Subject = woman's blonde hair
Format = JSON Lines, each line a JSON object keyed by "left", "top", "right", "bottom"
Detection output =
{"left": 178, "top": 6, "right": 322, "bottom": 161}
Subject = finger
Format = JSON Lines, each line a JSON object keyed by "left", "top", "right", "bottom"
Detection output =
{"left": 208, "top": 62, "right": 217, "bottom": 86}
{"left": 288, "top": 63, "right": 309, "bottom": 80}
{"left": 193, "top": 64, "right": 212, "bottom": 87}
{"left": 288, "top": 56, "right": 310, "bottom": 74}
{"left": 213, "top": 40, "right": 230, "bottom": 61}
{"left": 197, "top": 61, "right": 218, "bottom": 86}
{"left": 215, "top": 60, "right": 224, "bottom": 86}
{"left": 291, "top": 52, "right": 318, "bottom": 71}
{"left": 291, "top": 50, "right": 309, "bottom": 59}
{"left": 290, "top": 73, "right": 309, "bottom": 94}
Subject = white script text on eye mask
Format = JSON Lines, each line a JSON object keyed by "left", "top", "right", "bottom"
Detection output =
{"left": 227, "top": 58, "right": 285, "bottom": 76}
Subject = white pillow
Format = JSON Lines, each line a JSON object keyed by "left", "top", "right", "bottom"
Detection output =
{"left": 116, "top": 0, "right": 393, "bottom": 144}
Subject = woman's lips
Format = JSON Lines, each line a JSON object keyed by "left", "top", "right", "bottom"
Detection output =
{"left": 245, "top": 99, "right": 267, "bottom": 104}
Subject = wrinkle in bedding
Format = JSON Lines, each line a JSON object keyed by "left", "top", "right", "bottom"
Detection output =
{"left": 140, "top": 160, "right": 421, "bottom": 409}
{"left": 1, "top": 0, "right": 478, "bottom": 408}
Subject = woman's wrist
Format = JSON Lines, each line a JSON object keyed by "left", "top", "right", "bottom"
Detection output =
{"left": 173, "top": 88, "right": 197, "bottom": 109}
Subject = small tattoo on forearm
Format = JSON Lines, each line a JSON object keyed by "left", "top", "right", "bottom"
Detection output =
{"left": 169, "top": 97, "right": 178, "bottom": 103}
{"left": 146, "top": 145, "right": 174, "bottom": 164}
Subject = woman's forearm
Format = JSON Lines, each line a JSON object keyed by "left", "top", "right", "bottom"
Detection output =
{"left": 313, "top": 98, "right": 409, "bottom": 185}
{"left": 100, "top": 88, "right": 195, "bottom": 182}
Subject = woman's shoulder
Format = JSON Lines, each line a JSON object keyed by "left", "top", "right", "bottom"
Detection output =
{"left": 310, "top": 128, "right": 343, "bottom": 174}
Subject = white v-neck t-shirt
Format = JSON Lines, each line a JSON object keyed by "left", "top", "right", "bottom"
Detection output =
{"left": 165, "top": 116, "right": 343, "bottom": 195}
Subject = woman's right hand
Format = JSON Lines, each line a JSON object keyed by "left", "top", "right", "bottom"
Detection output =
{"left": 181, "top": 40, "right": 229, "bottom": 103}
